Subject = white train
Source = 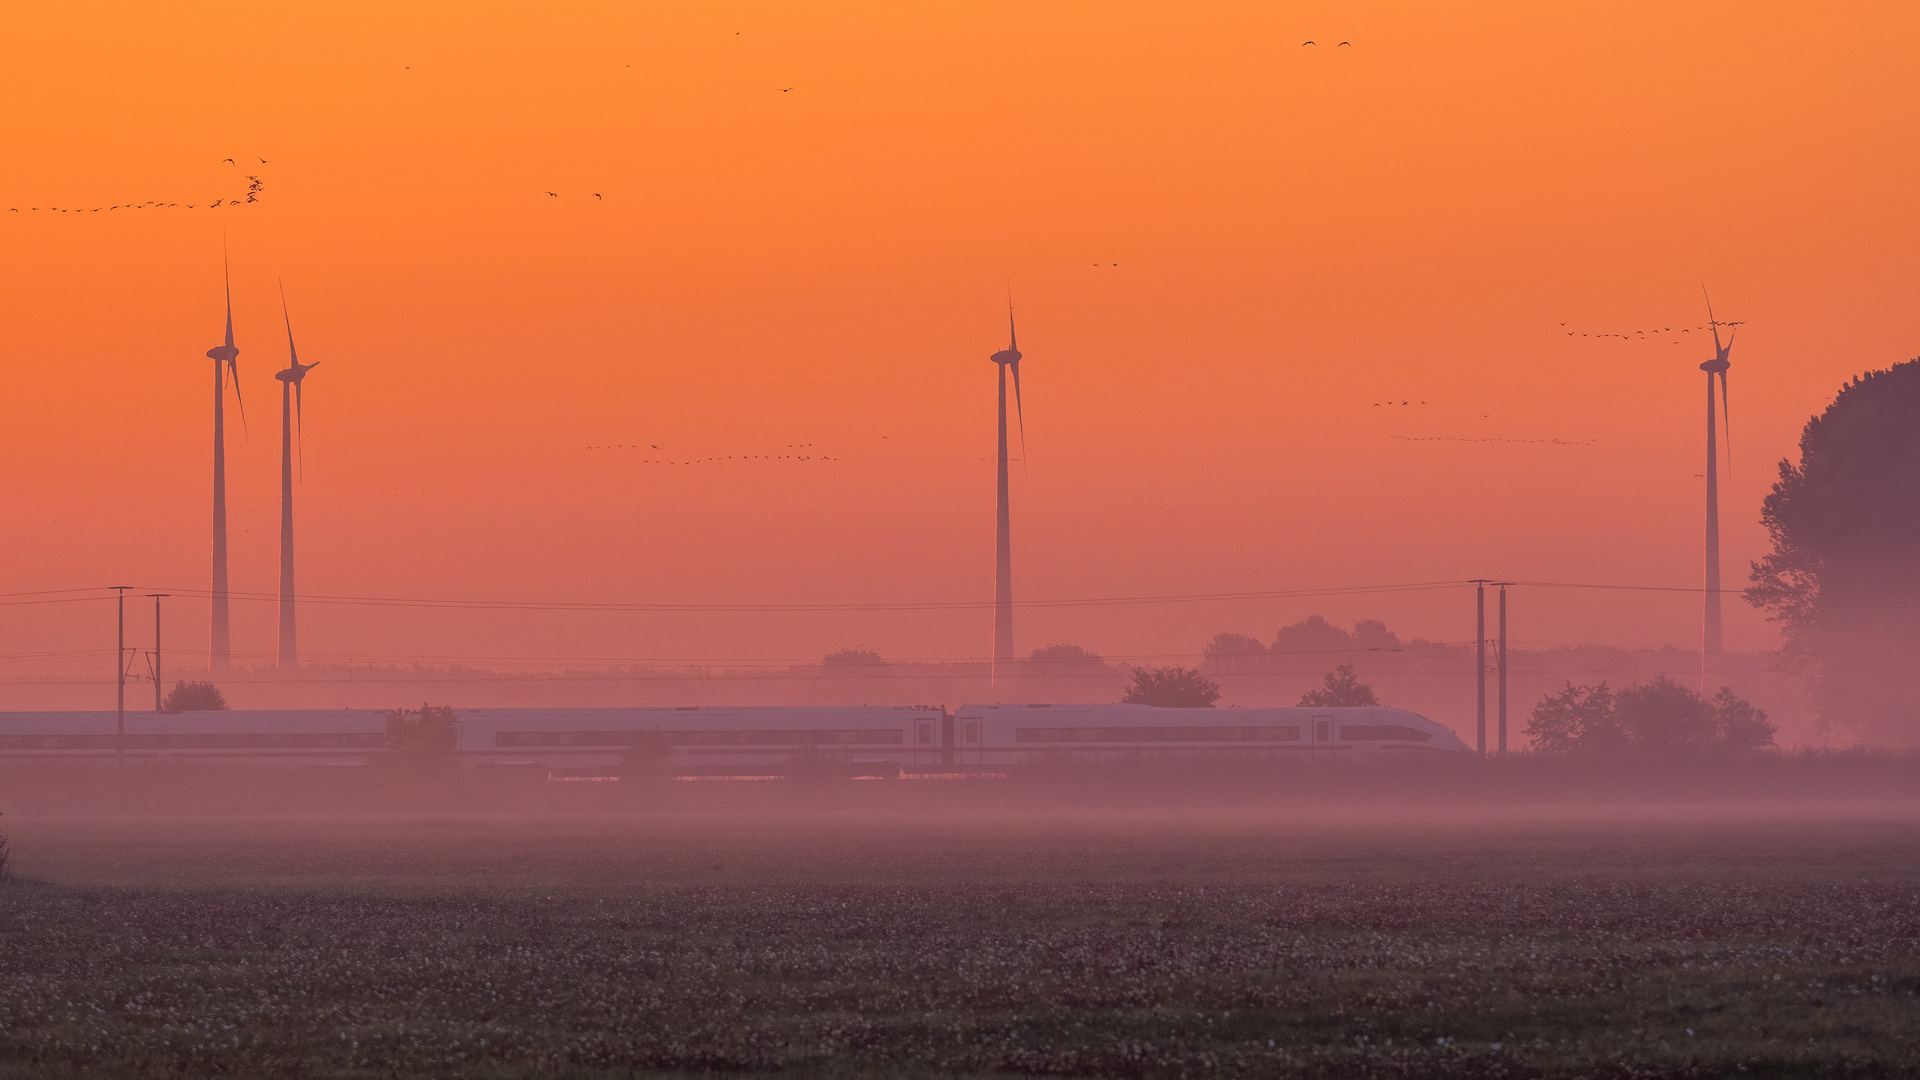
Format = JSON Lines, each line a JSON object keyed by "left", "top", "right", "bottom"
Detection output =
{"left": 0, "top": 703, "right": 1468, "bottom": 773}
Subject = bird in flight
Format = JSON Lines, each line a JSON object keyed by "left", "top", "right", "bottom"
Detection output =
{"left": 1338, "top": 41, "right": 1351, "bottom": 46}
{"left": 547, "top": 191, "right": 558, "bottom": 197}
{"left": 221, "top": 158, "right": 235, "bottom": 165}
{"left": 593, "top": 193, "right": 602, "bottom": 200}
{"left": 778, "top": 87, "right": 794, "bottom": 92}
{"left": 1302, "top": 40, "right": 1315, "bottom": 45}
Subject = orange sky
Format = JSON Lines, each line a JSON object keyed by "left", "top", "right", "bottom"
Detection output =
{"left": 2, "top": 0, "right": 1918, "bottom": 682}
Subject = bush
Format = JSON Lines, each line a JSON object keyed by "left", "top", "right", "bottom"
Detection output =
{"left": 621, "top": 731, "right": 673, "bottom": 781}
{"left": 384, "top": 703, "right": 459, "bottom": 759}
{"left": 1525, "top": 677, "right": 1774, "bottom": 755}
{"left": 161, "top": 680, "right": 229, "bottom": 712}
{"left": 1299, "top": 663, "right": 1379, "bottom": 707}
{"left": 0, "top": 831, "right": 10, "bottom": 884}
{"left": 1121, "top": 666, "right": 1221, "bottom": 708}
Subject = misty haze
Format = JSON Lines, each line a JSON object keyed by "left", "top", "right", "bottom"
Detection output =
{"left": 5, "top": 3, "right": 1920, "bottom": 1078}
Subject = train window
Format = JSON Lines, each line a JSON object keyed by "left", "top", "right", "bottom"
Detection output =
{"left": 917, "top": 723, "right": 933, "bottom": 745}
{"left": 1339, "top": 725, "right": 1433, "bottom": 742}
{"left": 1014, "top": 726, "right": 1299, "bottom": 743}
{"left": 496, "top": 728, "right": 904, "bottom": 747}
{"left": 964, "top": 721, "right": 980, "bottom": 744}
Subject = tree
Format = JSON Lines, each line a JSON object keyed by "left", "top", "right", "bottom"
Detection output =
{"left": 1523, "top": 682, "right": 1621, "bottom": 755}
{"left": 1748, "top": 358, "right": 1920, "bottom": 744}
{"left": 1614, "top": 676, "right": 1720, "bottom": 750}
{"left": 1522, "top": 678, "right": 1773, "bottom": 754}
{"left": 1298, "top": 663, "right": 1379, "bottom": 707}
{"left": 1351, "top": 619, "right": 1403, "bottom": 651}
{"left": 1201, "top": 633, "right": 1267, "bottom": 674}
{"left": 1711, "top": 687, "right": 1779, "bottom": 753}
{"left": 1271, "top": 615, "right": 1351, "bottom": 655}
{"left": 822, "top": 648, "right": 883, "bottom": 668}
{"left": 1027, "top": 643, "right": 1107, "bottom": 675}
{"left": 161, "top": 680, "right": 228, "bottom": 713}
{"left": 1121, "top": 666, "right": 1221, "bottom": 708}
{"left": 385, "top": 703, "right": 459, "bottom": 758}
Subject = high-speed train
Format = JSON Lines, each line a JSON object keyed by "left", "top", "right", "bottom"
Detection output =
{"left": 0, "top": 703, "right": 1469, "bottom": 773}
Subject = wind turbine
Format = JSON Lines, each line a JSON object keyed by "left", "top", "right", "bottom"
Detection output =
{"left": 1699, "top": 289, "right": 1736, "bottom": 683}
{"left": 989, "top": 305, "right": 1025, "bottom": 683}
{"left": 274, "top": 285, "right": 318, "bottom": 669}
{"left": 204, "top": 251, "right": 247, "bottom": 670}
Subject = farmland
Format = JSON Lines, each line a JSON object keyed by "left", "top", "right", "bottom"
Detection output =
{"left": 3, "top": 797, "right": 1920, "bottom": 1077}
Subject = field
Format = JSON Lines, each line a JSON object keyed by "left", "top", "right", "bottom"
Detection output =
{"left": 3, "top": 782, "right": 1920, "bottom": 1077}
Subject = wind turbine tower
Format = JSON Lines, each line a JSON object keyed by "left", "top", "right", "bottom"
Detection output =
{"left": 274, "top": 288, "right": 318, "bottom": 669}
{"left": 1699, "top": 291, "right": 1736, "bottom": 683}
{"left": 205, "top": 258, "right": 246, "bottom": 670}
{"left": 989, "top": 308, "right": 1025, "bottom": 683}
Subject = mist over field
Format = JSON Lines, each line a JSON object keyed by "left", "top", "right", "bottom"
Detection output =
{"left": 9, "top": 0, "right": 1920, "bottom": 1076}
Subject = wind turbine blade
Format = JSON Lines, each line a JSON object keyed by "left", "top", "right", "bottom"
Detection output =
{"left": 1720, "top": 368, "right": 1732, "bottom": 488}
{"left": 296, "top": 379, "right": 305, "bottom": 480}
{"left": 1702, "top": 285, "right": 1723, "bottom": 352}
{"left": 1011, "top": 358, "right": 1027, "bottom": 476}
{"left": 222, "top": 240, "right": 235, "bottom": 348}
{"left": 228, "top": 357, "right": 248, "bottom": 437}
{"left": 279, "top": 281, "right": 299, "bottom": 366}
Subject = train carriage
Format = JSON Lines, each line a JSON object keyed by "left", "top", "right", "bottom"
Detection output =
{"left": 455, "top": 705, "right": 946, "bottom": 776}
{"left": 0, "top": 709, "right": 389, "bottom": 766}
{"left": 950, "top": 702, "right": 1470, "bottom": 766}
{"left": 0, "top": 702, "right": 1466, "bottom": 772}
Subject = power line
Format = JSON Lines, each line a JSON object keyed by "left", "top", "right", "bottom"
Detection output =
{"left": 3, "top": 576, "right": 1734, "bottom": 616}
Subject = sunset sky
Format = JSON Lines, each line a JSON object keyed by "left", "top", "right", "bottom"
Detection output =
{"left": 3, "top": 0, "right": 1918, "bottom": 683}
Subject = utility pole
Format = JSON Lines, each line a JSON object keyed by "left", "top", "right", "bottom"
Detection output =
{"left": 1497, "top": 583, "right": 1510, "bottom": 755}
{"left": 1471, "top": 580, "right": 1489, "bottom": 755}
{"left": 111, "top": 586, "right": 132, "bottom": 762}
{"left": 146, "top": 594, "right": 169, "bottom": 712}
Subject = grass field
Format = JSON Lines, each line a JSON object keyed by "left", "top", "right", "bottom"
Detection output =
{"left": 3, "top": 795, "right": 1920, "bottom": 1077}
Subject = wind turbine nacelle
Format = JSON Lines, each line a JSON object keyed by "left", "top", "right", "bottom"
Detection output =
{"left": 275, "top": 369, "right": 299, "bottom": 383}
{"left": 990, "top": 349, "right": 1022, "bottom": 366}
{"left": 207, "top": 345, "right": 239, "bottom": 362}
{"left": 1700, "top": 358, "right": 1729, "bottom": 374}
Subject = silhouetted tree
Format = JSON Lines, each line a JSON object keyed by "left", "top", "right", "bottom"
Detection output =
{"left": 1524, "top": 682, "right": 1622, "bottom": 755}
{"left": 1271, "top": 615, "right": 1351, "bottom": 654}
{"left": 1026, "top": 643, "right": 1107, "bottom": 675}
{"left": 1350, "top": 619, "right": 1403, "bottom": 651}
{"left": 1298, "top": 663, "right": 1379, "bottom": 707}
{"left": 1201, "top": 632, "right": 1267, "bottom": 674}
{"left": 1121, "top": 666, "right": 1221, "bottom": 708}
{"left": 1524, "top": 678, "right": 1772, "bottom": 754}
{"left": 1748, "top": 358, "right": 1920, "bottom": 744}
{"left": 822, "top": 648, "right": 883, "bottom": 668}
{"left": 385, "top": 703, "right": 459, "bottom": 758}
{"left": 161, "top": 680, "right": 228, "bottom": 713}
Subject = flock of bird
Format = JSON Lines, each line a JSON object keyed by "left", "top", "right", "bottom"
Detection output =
{"left": 586, "top": 442, "right": 836, "bottom": 465}
{"left": 1561, "top": 321, "right": 1744, "bottom": 343}
{"left": 1300, "top": 41, "right": 1354, "bottom": 46}
{"left": 546, "top": 192, "right": 607, "bottom": 200}
{"left": 1391, "top": 436, "right": 1596, "bottom": 446}
{"left": 8, "top": 170, "right": 263, "bottom": 215}
{"left": 1373, "top": 401, "right": 1429, "bottom": 407}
